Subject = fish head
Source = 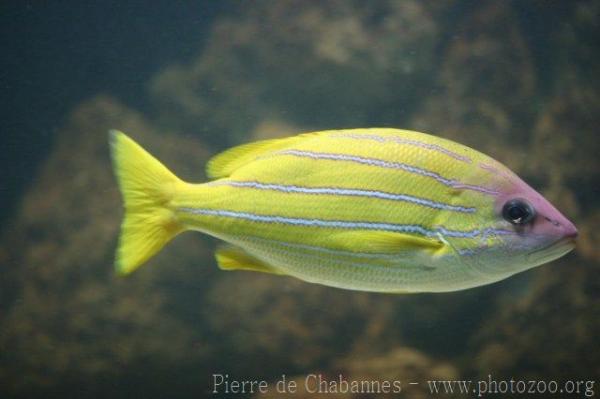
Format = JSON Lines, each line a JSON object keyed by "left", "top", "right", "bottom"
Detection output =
{"left": 467, "top": 172, "right": 578, "bottom": 278}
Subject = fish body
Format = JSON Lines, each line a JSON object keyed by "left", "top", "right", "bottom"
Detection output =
{"left": 110, "top": 128, "right": 577, "bottom": 293}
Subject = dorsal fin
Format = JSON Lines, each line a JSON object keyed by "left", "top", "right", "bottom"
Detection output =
{"left": 206, "top": 133, "right": 319, "bottom": 179}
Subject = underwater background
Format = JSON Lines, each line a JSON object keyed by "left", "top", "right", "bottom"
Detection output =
{"left": 0, "top": 1, "right": 598, "bottom": 398}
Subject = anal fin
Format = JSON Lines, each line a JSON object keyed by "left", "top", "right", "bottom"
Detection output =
{"left": 215, "top": 245, "right": 284, "bottom": 275}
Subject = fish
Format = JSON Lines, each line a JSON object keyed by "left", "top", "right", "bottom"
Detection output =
{"left": 109, "top": 128, "right": 577, "bottom": 293}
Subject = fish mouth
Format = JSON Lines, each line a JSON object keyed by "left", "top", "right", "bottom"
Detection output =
{"left": 526, "top": 236, "right": 576, "bottom": 263}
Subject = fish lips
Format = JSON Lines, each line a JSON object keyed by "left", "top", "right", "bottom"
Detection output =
{"left": 526, "top": 235, "right": 577, "bottom": 264}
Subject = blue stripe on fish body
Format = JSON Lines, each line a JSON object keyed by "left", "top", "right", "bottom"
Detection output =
{"left": 268, "top": 149, "right": 500, "bottom": 195}
{"left": 206, "top": 180, "right": 477, "bottom": 213}
{"left": 178, "top": 207, "right": 511, "bottom": 239}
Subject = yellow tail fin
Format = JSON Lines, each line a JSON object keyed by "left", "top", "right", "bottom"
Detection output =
{"left": 109, "top": 130, "right": 184, "bottom": 275}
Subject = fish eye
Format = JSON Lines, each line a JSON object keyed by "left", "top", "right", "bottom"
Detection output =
{"left": 502, "top": 198, "right": 535, "bottom": 225}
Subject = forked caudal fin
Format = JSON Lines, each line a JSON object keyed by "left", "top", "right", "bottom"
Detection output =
{"left": 109, "top": 130, "right": 185, "bottom": 275}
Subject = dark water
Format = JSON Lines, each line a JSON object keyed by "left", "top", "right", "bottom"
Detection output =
{"left": 1, "top": 1, "right": 598, "bottom": 398}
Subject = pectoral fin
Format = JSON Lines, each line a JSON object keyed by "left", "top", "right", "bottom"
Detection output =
{"left": 215, "top": 245, "right": 284, "bottom": 275}
{"left": 332, "top": 231, "right": 446, "bottom": 254}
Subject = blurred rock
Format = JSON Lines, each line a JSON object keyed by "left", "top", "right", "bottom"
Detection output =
{"left": 150, "top": 0, "right": 442, "bottom": 147}
{"left": 523, "top": 1, "right": 600, "bottom": 265}
{"left": 204, "top": 273, "right": 393, "bottom": 373}
{"left": 340, "top": 347, "right": 460, "bottom": 399}
{"left": 467, "top": 2, "right": 600, "bottom": 383}
{"left": 527, "top": 85, "right": 599, "bottom": 220}
{"left": 471, "top": 253, "right": 600, "bottom": 381}
{"left": 527, "top": 0, "right": 600, "bottom": 216}
{"left": 578, "top": 210, "right": 600, "bottom": 262}
{"left": 250, "top": 118, "right": 301, "bottom": 141}
{"left": 411, "top": 1, "right": 536, "bottom": 170}
{"left": 553, "top": 0, "right": 600, "bottom": 94}
{"left": 0, "top": 96, "right": 214, "bottom": 397}
{"left": 205, "top": 267, "right": 496, "bottom": 379}
{"left": 256, "top": 347, "right": 459, "bottom": 399}
{"left": 2, "top": 2, "right": 599, "bottom": 398}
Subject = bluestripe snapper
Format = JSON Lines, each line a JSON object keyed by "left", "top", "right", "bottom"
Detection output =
{"left": 109, "top": 129, "right": 577, "bottom": 293}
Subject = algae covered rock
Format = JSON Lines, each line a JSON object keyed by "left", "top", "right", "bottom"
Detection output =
{"left": 150, "top": 0, "right": 441, "bottom": 147}
{"left": 255, "top": 347, "right": 460, "bottom": 399}
{"left": 1, "top": 2, "right": 599, "bottom": 398}
{"left": 527, "top": 0, "right": 600, "bottom": 203}
{"left": 204, "top": 273, "right": 394, "bottom": 373}
{"left": 411, "top": 1, "right": 536, "bottom": 166}
{"left": 471, "top": 253, "right": 600, "bottom": 381}
{"left": 468, "top": 3, "right": 600, "bottom": 382}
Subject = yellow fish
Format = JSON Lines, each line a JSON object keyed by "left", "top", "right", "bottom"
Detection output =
{"left": 109, "top": 128, "right": 577, "bottom": 293}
